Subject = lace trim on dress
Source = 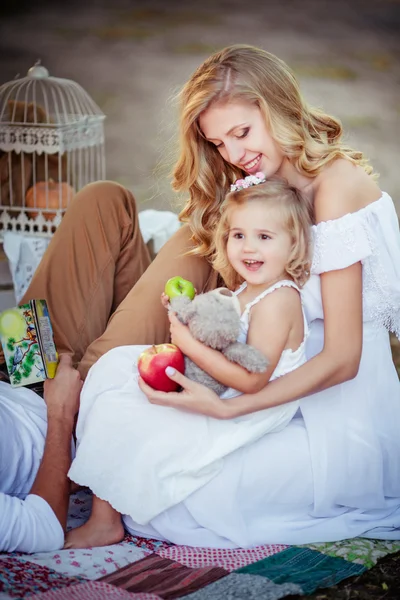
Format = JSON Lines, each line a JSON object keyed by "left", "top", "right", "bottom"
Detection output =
{"left": 362, "top": 219, "right": 400, "bottom": 339}
{"left": 311, "top": 193, "right": 400, "bottom": 339}
{"left": 311, "top": 214, "right": 372, "bottom": 274}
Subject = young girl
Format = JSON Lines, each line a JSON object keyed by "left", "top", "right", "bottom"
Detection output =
{"left": 65, "top": 175, "right": 312, "bottom": 548}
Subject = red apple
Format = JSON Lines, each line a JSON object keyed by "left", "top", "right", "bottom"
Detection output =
{"left": 137, "top": 343, "right": 185, "bottom": 392}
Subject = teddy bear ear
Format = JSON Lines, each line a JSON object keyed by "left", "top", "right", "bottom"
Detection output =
{"left": 213, "top": 287, "right": 234, "bottom": 298}
{"left": 213, "top": 288, "right": 241, "bottom": 316}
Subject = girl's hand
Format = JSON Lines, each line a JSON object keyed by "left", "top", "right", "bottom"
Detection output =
{"left": 161, "top": 292, "right": 170, "bottom": 309}
{"left": 138, "top": 367, "right": 231, "bottom": 419}
{"left": 162, "top": 287, "right": 198, "bottom": 309}
{"left": 168, "top": 312, "right": 197, "bottom": 354}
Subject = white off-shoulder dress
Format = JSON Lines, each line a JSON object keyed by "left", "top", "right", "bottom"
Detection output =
{"left": 120, "top": 192, "right": 400, "bottom": 547}
{"left": 69, "top": 280, "right": 307, "bottom": 525}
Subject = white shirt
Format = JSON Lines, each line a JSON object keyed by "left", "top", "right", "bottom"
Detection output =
{"left": 0, "top": 382, "right": 63, "bottom": 552}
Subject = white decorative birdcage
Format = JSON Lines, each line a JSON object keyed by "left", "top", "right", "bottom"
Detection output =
{"left": 0, "top": 61, "right": 106, "bottom": 238}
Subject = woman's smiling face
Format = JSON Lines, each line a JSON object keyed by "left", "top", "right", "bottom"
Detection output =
{"left": 199, "top": 101, "right": 285, "bottom": 177}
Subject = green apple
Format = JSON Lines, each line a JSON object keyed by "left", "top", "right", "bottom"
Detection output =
{"left": 165, "top": 276, "right": 195, "bottom": 301}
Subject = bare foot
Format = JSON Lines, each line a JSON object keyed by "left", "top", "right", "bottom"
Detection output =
{"left": 64, "top": 517, "right": 125, "bottom": 549}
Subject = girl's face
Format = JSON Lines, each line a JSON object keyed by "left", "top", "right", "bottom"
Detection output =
{"left": 226, "top": 200, "right": 293, "bottom": 288}
{"left": 199, "top": 101, "right": 285, "bottom": 177}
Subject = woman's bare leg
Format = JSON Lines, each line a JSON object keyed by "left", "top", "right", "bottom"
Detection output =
{"left": 64, "top": 495, "right": 124, "bottom": 549}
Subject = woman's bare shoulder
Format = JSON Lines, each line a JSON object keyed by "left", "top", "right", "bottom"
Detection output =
{"left": 313, "top": 159, "right": 382, "bottom": 223}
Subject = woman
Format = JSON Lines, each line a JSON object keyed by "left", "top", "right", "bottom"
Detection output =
{"left": 22, "top": 45, "right": 400, "bottom": 546}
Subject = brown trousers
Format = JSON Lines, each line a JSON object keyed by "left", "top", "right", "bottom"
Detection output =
{"left": 20, "top": 181, "right": 219, "bottom": 379}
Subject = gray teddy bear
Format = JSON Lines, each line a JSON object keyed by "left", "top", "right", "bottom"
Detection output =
{"left": 170, "top": 288, "right": 269, "bottom": 396}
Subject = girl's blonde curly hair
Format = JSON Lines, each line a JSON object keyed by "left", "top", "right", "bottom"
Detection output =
{"left": 213, "top": 177, "right": 312, "bottom": 290}
{"left": 172, "top": 44, "right": 374, "bottom": 261}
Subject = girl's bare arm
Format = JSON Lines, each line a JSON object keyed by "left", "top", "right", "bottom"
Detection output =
{"left": 168, "top": 289, "right": 297, "bottom": 394}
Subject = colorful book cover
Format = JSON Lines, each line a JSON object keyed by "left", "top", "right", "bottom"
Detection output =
{"left": 0, "top": 299, "right": 58, "bottom": 387}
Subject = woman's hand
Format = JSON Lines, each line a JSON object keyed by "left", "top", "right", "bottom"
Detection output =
{"left": 138, "top": 367, "right": 232, "bottom": 419}
{"left": 168, "top": 312, "right": 198, "bottom": 355}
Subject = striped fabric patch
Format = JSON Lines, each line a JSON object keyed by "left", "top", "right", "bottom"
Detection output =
{"left": 100, "top": 554, "right": 228, "bottom": 599}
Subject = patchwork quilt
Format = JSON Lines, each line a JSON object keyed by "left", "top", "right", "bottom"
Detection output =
{"left": 1, "top": 490, "right": 400, "bottom": 599}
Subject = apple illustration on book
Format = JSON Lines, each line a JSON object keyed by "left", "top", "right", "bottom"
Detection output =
{"left": 164, "top": 276, "right": 195, "bottom": 301}
{"left": 137, "top": 343, "right": 185, "bottom": 392}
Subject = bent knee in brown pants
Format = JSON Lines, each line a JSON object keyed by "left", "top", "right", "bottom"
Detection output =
{"left": 20, "top": 181, "right": 219, "bottom": 379}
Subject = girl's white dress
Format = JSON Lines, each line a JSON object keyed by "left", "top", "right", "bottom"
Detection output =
{"left": 70, "top": 191, "right": 400, "bottom": 547}
{"left": 69, "top": 280, "right": 307, "bottom": 525}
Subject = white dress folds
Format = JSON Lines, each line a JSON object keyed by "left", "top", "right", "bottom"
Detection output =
{"left": 72, "top": 192, "right": 400, "bottom": 548}
{"left": 69, "top": 281, "right": 308, "bottom": 525}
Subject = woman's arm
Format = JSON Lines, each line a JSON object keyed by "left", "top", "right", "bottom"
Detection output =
{"left": 140, "top": 262, "right": 363, "bottom": 418}
{"left": 169, "top": 289, "right": 294, "bottom": 394}
{"left": 228, "top": 262, "right": 363, "bottom": 415}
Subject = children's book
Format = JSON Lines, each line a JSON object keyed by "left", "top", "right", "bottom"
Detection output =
{"left": 0, "top": 299, "right": 58, "bottom": 387}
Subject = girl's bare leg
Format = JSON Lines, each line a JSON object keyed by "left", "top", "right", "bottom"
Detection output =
{"left": 64, "top": 495, "right": 124, "bottom": 549}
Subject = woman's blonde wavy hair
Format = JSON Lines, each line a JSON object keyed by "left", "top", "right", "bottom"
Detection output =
{"left": 213, "top": 177, "right": 312, "bottom": 290}
{"left": 173, "top": 44, "right": 374, "bottom": 260}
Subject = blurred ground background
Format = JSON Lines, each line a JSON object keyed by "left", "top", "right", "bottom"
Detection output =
{"left": 0, "top": 0, "right": 399, "bottom": 211}
{"left": 0, "top": 1, "right": 399, "bottom": 595}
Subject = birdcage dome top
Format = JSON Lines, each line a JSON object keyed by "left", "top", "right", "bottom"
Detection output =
{"left": 0, "top": 62, "right": 105, "bottom": 154}
{"left": 0, "top": 61, "right": 105, "bottom": 126}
